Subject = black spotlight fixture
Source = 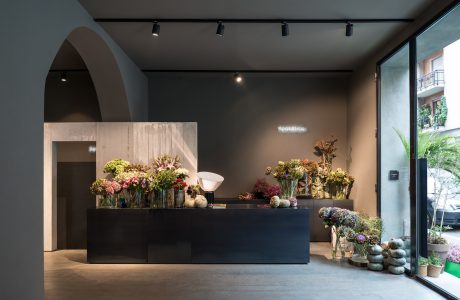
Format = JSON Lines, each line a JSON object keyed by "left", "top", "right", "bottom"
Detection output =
{"left": 60, "top": 72, "right": 67, "bottom": 82}
{"left": 216, "top": 21, "right": 225, "bottom": 36}
{"left": 281, "top": 22, "right": 289, "bottom": 37}
{"left": 152, "top": 21, "right": 160, "bottom": 37}
{"left": 234, "top": 72, "right": 242, "bottom": 83}
{"left": 346, "top": 22, "right": 353, "bottom": 37}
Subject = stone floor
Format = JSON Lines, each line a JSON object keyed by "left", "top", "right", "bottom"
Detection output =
{"left": 45, "top": 243, "right": 445, "bottom": 300}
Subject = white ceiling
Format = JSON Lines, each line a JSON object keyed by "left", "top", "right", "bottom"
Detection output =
{"left": 78, "top": 0, "right": 436, "bottom": 70}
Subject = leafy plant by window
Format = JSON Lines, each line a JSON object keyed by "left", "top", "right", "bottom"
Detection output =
{"left": 418, "top": 105, "right": 431, "bottom": 128}
{"left": 418, "top": 256, "right": 429, "bottom": 266}
{"left": 428, "top": 252, "right": 443, "bottom": 266}
{"left": 433, "top": 96, "right": 448, "bottom": 127}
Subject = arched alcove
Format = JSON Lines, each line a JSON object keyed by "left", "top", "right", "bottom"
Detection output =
{"left": 59, "top": 27, "right": 132, "bottom": 121}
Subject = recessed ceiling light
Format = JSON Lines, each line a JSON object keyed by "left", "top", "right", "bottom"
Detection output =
{"left": 282, "top": 22, "right": 289, "bottom": 37}
{"left": 60, "top": 72, "right": 67, "bottom": 82}
{"left": 234, "top": 72, "right": 242, "bottom": 83}
{"left": 216, "top": 21, "right": 225, "bottom": 36}
{"left": 152, "top": 21, "right": 160, "bottom": 37}
{"left": 346, "top": 22, "right": 353, "bottom": 37}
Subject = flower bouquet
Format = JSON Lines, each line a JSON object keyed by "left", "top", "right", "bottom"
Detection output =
{"left": 90, "top": 178, "right": 121, "bottom": 208}
{"left": 318, "top": 207, "right": 358, "bottom": 259}
{"left": 151, "top": 169, "right": 177, "bottom": 208}
{"left": 115, "top": 171, "right": 152, "bottom": 208}
{"left": 445, "top": 245, "right": 460, "bottom": 278}
{"left": 103, "top": 159, "right": 130, "bottom": 177}
{"left": 326, "top": 168, "right": 355, "bottom": 200}
{"left": 172, "top": 168, "right": 189, "bottom": 208}
{"left": 266, "top": 159, "right": 305, "bottom": 199}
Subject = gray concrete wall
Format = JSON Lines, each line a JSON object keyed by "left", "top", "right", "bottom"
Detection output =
{"left": 0, "top": 1, "right": 147, "bottom": 299}
{"left": 380, "top": 63, "right": 411, "bottom": 241}
{"left": 347, "top": 0, "right": 455, "bottom": 216}
{"left": 148, "top": 73, "right": 349, "bottom": 197}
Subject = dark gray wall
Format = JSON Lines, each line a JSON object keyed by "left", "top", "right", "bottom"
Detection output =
{"left": 0, "top": 1, "right": 147, "bottom": 299}
{"left": 45, "top": 72, "right": 102, "bottom": 122}
{"left": 148, "top": 73, "right": 349, "bottom": 197}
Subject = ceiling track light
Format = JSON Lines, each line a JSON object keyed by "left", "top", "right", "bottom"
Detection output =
{"left": 216, "top": 21, "right": 225, "bottom": 36}
{"left": 152, "top": 21, "right": 160, "bottom": 36}
{"left": 281, "top": 22, "right": 289, "bottom": 37}
{"left": 346, "top": 22, "right": 353, "bottom": 37}
{"left": 234, "top": 72, "right": 242, "bottom": 83}
{"left": 60, "top": 72, "right": 67, "bottom": 82}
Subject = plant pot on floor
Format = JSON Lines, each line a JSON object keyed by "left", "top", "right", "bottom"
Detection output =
{"left": 427, "top": 264, "right": 443, "bottom": 278}
{"left": 427, "top": 243, "right": 449, "bottom": 261}
{"left": 418, "top": 265, "right": 428, "bottom": 277}
{"left": 445, "top": 261, "right": 460, "bottom": 278}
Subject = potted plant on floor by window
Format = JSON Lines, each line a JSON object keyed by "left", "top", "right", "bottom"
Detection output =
{"left": 418, "top": 256, "right": 429, "bottom": 276}
{"left": 444, "top": 244, "right": 460, "bottom": 278}
{"left": 427, "top": 252, "right": 443, "bottom": 278}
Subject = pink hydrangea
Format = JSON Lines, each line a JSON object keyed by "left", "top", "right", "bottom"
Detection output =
{"left": 447, "top": 245, "right": 460, "bottom": 264}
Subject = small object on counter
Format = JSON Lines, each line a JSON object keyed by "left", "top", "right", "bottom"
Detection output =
{"left": 184, "top": 195, "right": 195, "bottom": 208}
{"left": 289, "top": 197, "right": 297, "bottom": 207}
{"left": 194, "top": 195, "right": 208, "bottom": 208}
{"left": 270, "top": 196, "right": 280, "bottom": 208}
{"left": 238, "top": 192, "right": 255, "bottom": 201}
{"left": 278, "top": 199, "right": 291, "bottom": 208}
{"left": 212, "top": 204, "right": 226, "bottom": 209}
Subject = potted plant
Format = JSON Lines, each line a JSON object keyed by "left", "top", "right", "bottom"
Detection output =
{"left": 428, "top": 252, "right": 443, "bottom": 278}
{"left": 445, "top": 244, "right": 460, "bottom": 278}
{"left": 418, "top": 256, "right": 429, "bottom": 276}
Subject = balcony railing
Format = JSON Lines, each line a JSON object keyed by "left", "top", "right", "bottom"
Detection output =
{"left": 417, "top": 70, "right": 444, "bottom": 92}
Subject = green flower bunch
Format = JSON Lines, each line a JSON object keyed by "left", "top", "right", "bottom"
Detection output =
{"left": 265, "top": 159, "right": 305, "bottom": 181}
{"left": 152, "top": 169, "right": 177, "bottom": 190}
{"left": 103, "top": 159, "right": 130, "bottom": 176}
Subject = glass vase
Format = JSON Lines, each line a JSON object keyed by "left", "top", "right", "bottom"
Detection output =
{"left": 167, "top": 188, "right": 175, "bottom": 208}
{"left": 353, "top": 243, "right": 368, "bottom": 259}
{"left": 151, "top": 189, "right": 167, "bottom": 208}
{"left": 99, "top": 195, "right": 115, "bottom": 208}
{"left": 174, "top": 189, "right": 185, "bottom": 208}
{"left": 278, "top": 178, "right": 298, "bottom": 199}
{"left": 129, "top": 190, "right": 143, "bottom": 208}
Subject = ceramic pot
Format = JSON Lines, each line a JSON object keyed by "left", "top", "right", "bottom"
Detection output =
{"left": 418, "top": 265, "right": 428, "bottom": 276}
{"left": 427, "top": 264, "right": 443, "bottom": 278}
{"left": 427, "top": 243, "right": 449, "bottom": 262}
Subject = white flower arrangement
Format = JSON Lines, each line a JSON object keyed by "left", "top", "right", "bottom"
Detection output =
{"left": 175, "top": 168, "right": 189, "bottom": 177}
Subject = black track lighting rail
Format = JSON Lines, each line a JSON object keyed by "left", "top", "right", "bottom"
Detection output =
{"left": 142, "top": 69, "right": 353, "bottom": 73}
{"left": 94, "top": 18, "right": 413, "bottom": 24}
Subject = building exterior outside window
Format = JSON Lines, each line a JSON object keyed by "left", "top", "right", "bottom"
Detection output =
{"left": 417, "top": 39, "right": 460, "bottom": 138}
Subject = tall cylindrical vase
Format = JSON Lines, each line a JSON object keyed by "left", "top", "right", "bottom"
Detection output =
{"left": 129, "top": 190, "right": 143, "bottom": 208}
{"left": 278, "top": 178, "right": 298, "bottom": 199}
{"left": 174, "top": 189, "right": 185, "bottom": 208}
{"left": 167, "top": 188, "right": 175, "bottom": 208}
{"left": 151, "top": 189, "right": 167, "bottom": 208}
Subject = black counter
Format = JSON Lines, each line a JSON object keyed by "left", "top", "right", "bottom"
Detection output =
{"left": 87, "top": 205, "right": 310, "bottom": 264}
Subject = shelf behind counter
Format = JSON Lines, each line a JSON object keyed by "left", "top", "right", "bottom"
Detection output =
{"left": 214, "top": 197, "right": 353, "bottom": 242}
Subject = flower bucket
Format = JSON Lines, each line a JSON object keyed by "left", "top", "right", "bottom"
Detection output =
{"left": 427, "top": 264, "right": 443, "bottom": 278}
{"left": 445, "top": 261, "right": 460, "bottom": 278}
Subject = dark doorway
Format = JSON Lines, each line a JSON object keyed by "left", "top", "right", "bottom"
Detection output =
{"left": 56, "top": 142, "right": 96, "bottom": 249}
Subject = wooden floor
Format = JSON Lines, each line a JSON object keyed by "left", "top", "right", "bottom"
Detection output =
{"left": 45, "top": 243, "right": 444, "bottom": 300}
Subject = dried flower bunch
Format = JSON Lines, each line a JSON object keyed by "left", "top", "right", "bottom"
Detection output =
{"left": 265, "top": 159, "right": 305, "bottom": 181}
{"left": 318, "top": 207, "right": 358, "bottom": 229}
{"left": 314, "top": 137, "right": 338, "bottom": 173}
